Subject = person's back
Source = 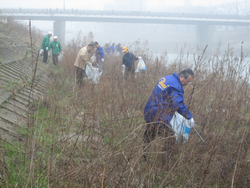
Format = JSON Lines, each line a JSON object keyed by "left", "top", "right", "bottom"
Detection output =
{"left": 144, "top": 73, "right": 193, "bottom": 124}
{"left": 110, "top": 45, "right": 115, "bottom": 54}
{"left": 74, "top": 45, "right": 88, "bottom": 70}
{"left": 41, "top": 35, "right": 50, "bottom": 50}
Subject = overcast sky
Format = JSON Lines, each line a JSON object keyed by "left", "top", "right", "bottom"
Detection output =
{"left": 0, "top": 0, "right": 246, "bottom": 10}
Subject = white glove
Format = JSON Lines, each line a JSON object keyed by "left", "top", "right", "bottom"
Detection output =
{"left": 101, "top": 58, "right": 104, "bottom": 63}
{"left": 138, "top": 56, "right": 142, "bottom": 59}
{"left": 46, "top": 47, "right": 48, "bottom": 50}
{"left": 122, "top": 65, "right": 125, "bottom": 68}
{"left": 188, "top": 118, "right": 195, "bottom": 128}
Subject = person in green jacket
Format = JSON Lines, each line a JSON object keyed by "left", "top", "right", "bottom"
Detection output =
{"left": 48, "top": 36, "right": 62, "bottom": 66}
{"left": 41, "top": 31, "right": 53, "bottom": 63}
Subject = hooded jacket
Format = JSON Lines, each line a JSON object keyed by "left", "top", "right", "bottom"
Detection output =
{"left": 144, "top": 73, "right": 193, "bottom": 124}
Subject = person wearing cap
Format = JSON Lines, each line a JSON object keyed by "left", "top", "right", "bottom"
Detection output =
{"left": 41, "top": 31, "right": 52, "bottom": 63}
{"left": 74, "top": 43, "right": 95, "bottom": 87}
{"left": 122, "top": 47, "right": 139, "bottom": 80}
{"left": 48, "top": 36, "right": 62, "bottom": 66}
{"left": 94, "top": 42, "right": 105, "bottom": 72}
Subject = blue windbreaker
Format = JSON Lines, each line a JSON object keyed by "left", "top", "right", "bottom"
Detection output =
{"left": 96, "top": 46, "right": 105, "bottom": 61}
{"left": 123, "top": 52, "right": 138, "bottom": 67}
{"left": 110, "top": 45, "right": 115, "bottom": 53}
{"left": 105, "top": 46, "right": 111, "bottom": 55}
{"left": 144, "top": 73, "right": 193, "bottom": 124}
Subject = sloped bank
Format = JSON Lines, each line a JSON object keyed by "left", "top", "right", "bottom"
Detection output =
{"left": 0, "top": 21, "right": 50, "bottom": 140}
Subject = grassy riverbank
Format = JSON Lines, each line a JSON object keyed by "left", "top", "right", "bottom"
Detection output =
{"left": 1, "top": 23, "right": 250, "bottom": 187}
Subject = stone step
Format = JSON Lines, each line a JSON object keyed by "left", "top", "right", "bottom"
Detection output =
{"left": 0, "top": 108, "right": 26, "bottom": 127}
{"left": 6, "top": 100, "right": 28, "bottom": 112}
{"left": 0, "top": 120, "right": 18, "bottom": 140}
{"left": 2, "top": 102, "right": 27, "bottom": 118}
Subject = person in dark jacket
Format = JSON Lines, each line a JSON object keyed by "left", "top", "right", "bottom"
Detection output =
{"left": 41, "top": 31, "right": 52, "bottom": 63}
{"left": 94, "top": 41, "right": 105, "bottom": 72}
{"left": 48, "top": 36, "right": 62, "bottom": 66}
{"left": 122, "top": 46, "right": 139, "bottom": 80}
{"left": 143, "top": 68, "right": 195, "bottom": 161}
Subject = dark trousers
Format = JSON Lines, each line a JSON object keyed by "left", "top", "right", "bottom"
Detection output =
{"left": 75, "top": 66, "right": 86, "bottom": 88}
{"left": 143, "top": 123, "right": 175, "bottom": 161}
{"left": 52, "top": 54, "right": 59, "bottom": 66}
{"left": 124, "top": 65, "right": 135, "bottom": 80}
{"left": 43, "top": 50, "right": 48, "bottom": 63}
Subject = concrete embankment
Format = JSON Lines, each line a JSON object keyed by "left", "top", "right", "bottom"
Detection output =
{"left": 0, "top": 24, "right": 49, "bottom": 140}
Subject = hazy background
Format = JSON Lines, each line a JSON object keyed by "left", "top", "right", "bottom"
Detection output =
{"left": 1, "top": 0, "right": 249, "bottom": 53}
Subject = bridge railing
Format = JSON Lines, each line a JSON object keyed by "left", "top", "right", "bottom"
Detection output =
{"left": 1, "top": 8, "right": 250, "bottom": 20}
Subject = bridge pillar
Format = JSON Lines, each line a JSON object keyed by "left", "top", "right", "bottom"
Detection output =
{"left": 196, "top": 25, "right": 214, "bottom": 51}
{"left": 53, "top": 20, "right": 66, "bottom": 46}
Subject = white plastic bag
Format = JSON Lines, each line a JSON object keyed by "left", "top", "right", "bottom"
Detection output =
{"left": 170, "top": 112, "right": 191, "bottom": 143}
{"left": 58, "top": 52, "right": 64, "bottom": 61}
{"left": 86, "top": 63, "right": 101, "bottom": 84}
{"left": 122, "top": 65, "right": 125, "bottom": 74}
{"left": 91, "top": 55, "right": 96, "bottom": 62}
{"left": 135, "top": 57, "right": 147, "bottom": 73}
{"left": 39, "top": 49, "right": 44, "bottom": 56}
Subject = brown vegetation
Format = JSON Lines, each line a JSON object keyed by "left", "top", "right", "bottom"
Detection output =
{"left": 1, "top": 25, "right": 250, "bottom": 187}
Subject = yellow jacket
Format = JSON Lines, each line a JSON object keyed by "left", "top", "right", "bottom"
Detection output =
{"left": 74, "top": 45, "right": 90, "bottom": 70}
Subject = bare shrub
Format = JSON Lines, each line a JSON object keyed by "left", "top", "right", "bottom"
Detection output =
{"left": 1, "top": 30, "right": 250, "bottom": 187}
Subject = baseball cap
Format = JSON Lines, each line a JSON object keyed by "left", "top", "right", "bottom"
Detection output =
{"left": 122, "top": 47, "right": 127, "bottom": 52}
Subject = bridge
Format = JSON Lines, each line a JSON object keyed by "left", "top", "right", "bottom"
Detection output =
{"left": 1, "top": 8, "right": 250, "bottom": 47}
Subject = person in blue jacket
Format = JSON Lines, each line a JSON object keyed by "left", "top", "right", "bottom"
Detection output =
{"left": 116, "top": 43, "right": 123, "bottom": 54}
{"left": 110, "top": 43, "right": 115, "bottom": 54}
{"left": 94, "top": 41, "right": 105, "bottom": 72}
{"left": 105, "top": 44, "right": 111, "bottom": 55}
{"left": 122, "top": 46, "right": 139, "bottom": 80}
{"left": 143, "top": 68, "right": 195, "bottom": 160}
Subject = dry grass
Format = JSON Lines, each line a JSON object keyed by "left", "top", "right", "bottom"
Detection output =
{"left": 1, "top": 26, "right": 250, "bottom": 187}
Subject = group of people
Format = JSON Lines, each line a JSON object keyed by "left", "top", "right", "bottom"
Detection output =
{"left": 73, "top": 42, "right": 195, "bottom": 161}
{"left": 103, "top": 43, "right": 123, "bottom": 55}
{"left": 73, "top": 41, "right": 141, "bottom": 84}
{"left": 41, "top": 31, "right": 62, "bottom": 66}
{"left": 41, "top": 36, "right": 196, "bottom": 162}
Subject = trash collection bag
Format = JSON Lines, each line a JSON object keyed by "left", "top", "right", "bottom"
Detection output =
{"left": 86, "top": 63, "right": 101, "bottom": 84}
{"left": 170, "top": 112, "right": 191, "bottom": 143}
{"left": 91, "top": 55, "right": 96, "bottom": 62}
{"left": 135, "top": 57, "right": 147, "bottom": 73}
{"left": 58, "top": 52, "right": 64, "bottom": 62}
{"left": 39, "top": 49, "right": 44, "bottom": 56}
{"left": 122, "top": 65, "right": 125, "bottom": 74}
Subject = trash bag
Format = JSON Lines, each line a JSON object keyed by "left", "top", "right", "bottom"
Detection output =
{"left": 170, "top": 112, "right": 191, "bottom": 143}
{"left": 86, "top": 63, "right": 101, "bottom": 84}
{"left": 91, "top": 55, "right": 96, "bottom": 62}
{"left": 135, "top": 56, "right": 147, "bottom": 73}
{"left": 58, "top": 52, "right": 64, "bottom": 62}
{"left": 122, "top": 65, "right": 125, "bottom": 74}
{"left": 39, "top": 49, "right": 44, "bottom": 56}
